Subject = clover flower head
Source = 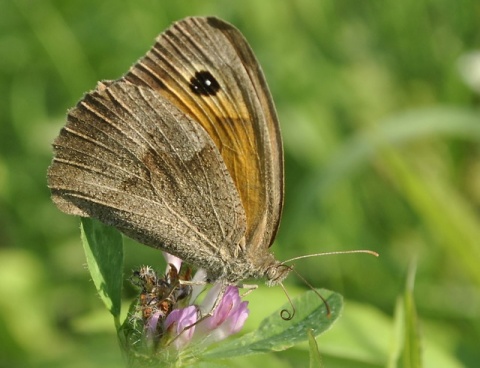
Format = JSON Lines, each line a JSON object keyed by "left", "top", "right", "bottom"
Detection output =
{"left": 130, "top": 253, "right": 249, "bottom": 354}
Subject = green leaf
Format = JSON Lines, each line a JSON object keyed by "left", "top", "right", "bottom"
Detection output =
{"left": 202, "top": 289, "right": 342, "bottom": 359}
{"left": 308, "top": 329, "right": 322, "bottom": 368}
{"left": 80, "top": 218, "right": 124, "bottom": 318}
{"left": 401, "top": 262, "right": 422, "bottom": 368}
{"left": 390, "top": 291, "right": 406, "bottom": 368}
{"left": 389, "top": 261, "right": 422, "bottom": 368}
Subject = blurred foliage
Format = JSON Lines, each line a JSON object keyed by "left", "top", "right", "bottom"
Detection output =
{"left": 1, "top": 0, "right": 479, "bottom": 367}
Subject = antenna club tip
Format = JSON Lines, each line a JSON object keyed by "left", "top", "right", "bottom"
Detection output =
{"left": 353, "top": 249, "right": 380, "bottom": 257}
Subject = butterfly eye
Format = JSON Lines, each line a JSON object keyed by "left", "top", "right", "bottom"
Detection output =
{"left": 189, "top": 71, "right": 220, "bottom": 96}
{"left": 265, "top": 266, "right": 277, "bottom": 281}
{"left": 265, "top": 264, "right": 291, "bottom": 286}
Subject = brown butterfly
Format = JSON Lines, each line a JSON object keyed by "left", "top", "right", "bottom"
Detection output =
{"left": 47, "top": 16, "right": 290, "bottom": 287}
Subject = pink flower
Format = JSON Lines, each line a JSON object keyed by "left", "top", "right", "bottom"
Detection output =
{"left": 196, "top": 285, "right": 249, "bottom": 343}
{"left": 159, "top": 284, "right": 249, "bottom": 348}
{"left": 145, "top": 310, "right": 162, "bottom": 341}
{"left": 162, "top": 252, "right": 183, "bottom": 275}
{"left": 164, "top": 306, "right": 198, "bottom": 349}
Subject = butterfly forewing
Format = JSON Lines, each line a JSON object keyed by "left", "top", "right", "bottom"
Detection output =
{"left": 124, "top": 17, "right": 284, "bottom": 251}
{"left": 47, "top": 82, "right": 247, "bottom": 277}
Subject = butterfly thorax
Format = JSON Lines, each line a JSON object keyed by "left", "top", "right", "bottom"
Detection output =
{"left": 204, "top": 250, "right": 290, "bottom": 287}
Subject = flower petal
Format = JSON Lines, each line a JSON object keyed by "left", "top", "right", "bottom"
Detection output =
{"left": 162, "top": 252, "right": 182, "bottom": 274}
{"left": 145, "top": 310, "right": 162, "bottom": 341}
{"left": 164, "top": 305, "right": 197, "bottom": 349}
{"left": 189, "top": 268, "right": 207, "bottom": 304}
{"left": 195, "top": 286, "right": 249, "bottom": 344}
{"left": 199, "top": 282, "right": 223, "bottom": 315}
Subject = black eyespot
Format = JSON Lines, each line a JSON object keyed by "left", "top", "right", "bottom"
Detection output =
{"left": 189, "top": 71, "right": 220, "bottom": 96}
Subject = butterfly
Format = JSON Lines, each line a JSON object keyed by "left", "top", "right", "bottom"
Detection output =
{"left": 47, "top": 16, "right": 290, "bottom": 287}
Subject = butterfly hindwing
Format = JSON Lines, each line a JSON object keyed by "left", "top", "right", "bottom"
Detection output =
{"left": 47, "top": 81, "right": 247, "bottom": 276}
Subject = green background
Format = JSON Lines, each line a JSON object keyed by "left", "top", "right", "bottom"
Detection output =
{"left": 1, "top": 0, "right": 479, "bottom": 367}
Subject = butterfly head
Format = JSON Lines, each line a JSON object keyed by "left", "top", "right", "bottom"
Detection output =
{"left": 264, "top": 262, "right": 291, "bottom": 287}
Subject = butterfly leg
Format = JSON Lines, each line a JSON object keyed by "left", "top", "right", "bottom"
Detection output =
{"left": 236, "top": 283, "right": 258, "bottom": 297}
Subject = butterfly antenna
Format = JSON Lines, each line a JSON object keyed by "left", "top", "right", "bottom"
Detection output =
{"left": 279, "top": 281, "right": 296, "bottom": 320}
{"left": 289, "top": 267, "right": 331, "bottom": 317}
{"left": 278, "top": 249, "right": 378, "bottom": 317}
{"left": 283, "top": 249, "right": 379, "bottom": 264}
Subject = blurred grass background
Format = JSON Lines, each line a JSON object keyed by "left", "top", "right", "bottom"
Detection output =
{"left": 1, "top": 0, "right": 480, "bottom": 367}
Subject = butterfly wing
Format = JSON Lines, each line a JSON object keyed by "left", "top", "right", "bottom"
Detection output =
{"left": 47, "top": 81, "right": 246, "bottom": 278}
{"left": 124, "top": 17, "right": 284, "bottom": 251}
